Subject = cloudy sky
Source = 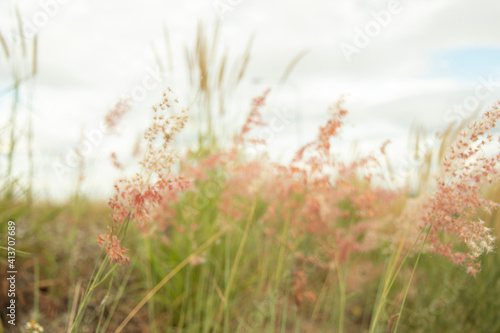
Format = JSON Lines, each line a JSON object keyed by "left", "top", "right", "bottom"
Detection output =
{"left": 1, "top": 0, "right": 500, "bottom": 199}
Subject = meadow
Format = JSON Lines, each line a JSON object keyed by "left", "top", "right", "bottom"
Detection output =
{"left": 1, "top": 21, "right": 500, "bottom": 333}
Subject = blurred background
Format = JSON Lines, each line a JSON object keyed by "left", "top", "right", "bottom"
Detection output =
{"left": 1, "top": 0, "right": 500, "bottom": 200}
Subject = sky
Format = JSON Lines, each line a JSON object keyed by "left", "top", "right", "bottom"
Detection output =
{"left": 1, "top": 0, "right": 500, "bottom": 199}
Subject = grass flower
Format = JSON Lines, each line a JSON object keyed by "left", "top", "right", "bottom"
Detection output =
{"left": 104, "top": 98, "right": 132, "bottom": 135}
{"left": 97, "top": 227, "right": 131, "bottom": 264}
{"left": 102, "top": 89, "right": 190, "bottom": 263}
{"left": 423, "top": 103, "right": 500, "bottom": 276}
{"left": 25, "top": 320, "right": 44, "bottom": 332}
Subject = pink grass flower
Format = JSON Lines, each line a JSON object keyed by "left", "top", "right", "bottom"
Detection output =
{"left": 103, "top": 89, "right": 191, "bottom": 264}
{"left": 97, "top": 228, "right": 131, "bottom": 265}
{"left": 423, "top": 103, "right": 500, "bottom": 275}
{"left": 104, "top": 98, "right": 132, "bottom": 135}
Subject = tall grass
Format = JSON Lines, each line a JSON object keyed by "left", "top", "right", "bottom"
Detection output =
{"left": 69, "top": 88, "right": 499, "bottom": 332}
{"left": 1, "top": 19, "right": 500, "bottom": 333}
{"left": 0, "top": 7, "right": 38, "bottom": 201}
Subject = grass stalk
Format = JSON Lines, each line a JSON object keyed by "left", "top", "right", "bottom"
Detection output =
{"left": 67, "top": 280, "right": 82, "bottom": 333}
{"left": 144, "top": 236, "right": 158, "bottom": 333}
{"left": 33, "top": 257, "right": 40, "bottom": 320}
{"left": 268, "top": 211, "right": 291, "bottom": 332}
{"left": 218, "top": 198, "right": 257, "bottom": 329}
{"left": 334, "top": 258, "right": 346, "bottom": 333}
{"left": 101, "top": 256, "right": 136, "bottom": 333}
{"left": 393, "top": 225, "right": 431, "bottom": 332}
{"left": 96, "top": 275, "right": 114, "bottom": 332}
{"left": 114, "top": 226, "right": 229, "bottom": 332}
{"left": 369, "top": 225, "right": 426, "bottom": 332}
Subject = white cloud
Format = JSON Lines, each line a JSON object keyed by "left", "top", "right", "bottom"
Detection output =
{"left": 2, "top": 0, "right": 500, "bottom": 198}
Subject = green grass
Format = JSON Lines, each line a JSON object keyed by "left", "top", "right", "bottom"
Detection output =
{"left": 1, "top": 16, "right": 500, "bottom": 333}
{"left": 2, "top": 167, "right": 499, "bottom": 332}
